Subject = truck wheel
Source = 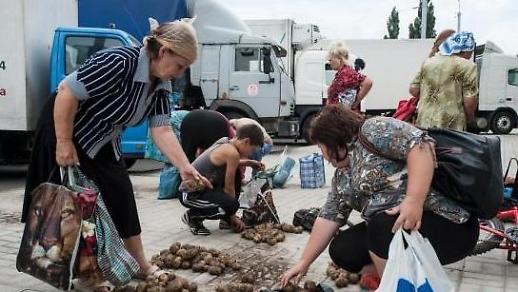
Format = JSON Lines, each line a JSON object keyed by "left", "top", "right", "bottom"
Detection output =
{"left": 301, "top": 114, "right": 316, "bottom": 143}
{"left": 490, "top": 111, "right": 515, "bottom": 134}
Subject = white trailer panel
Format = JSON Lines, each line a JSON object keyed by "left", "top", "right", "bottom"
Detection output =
{"left": 344, "top": 39, "right": 434, "bottom": 112}
{"left": 478, "top": 53, "right": 518, "bottom": 111}
{"left": 0, "top": 0, "right": 77, "bottom": 131}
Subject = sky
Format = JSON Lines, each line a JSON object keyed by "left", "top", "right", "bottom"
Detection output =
{"left": 221, "top": 0, "right": 518, "bottom": 55}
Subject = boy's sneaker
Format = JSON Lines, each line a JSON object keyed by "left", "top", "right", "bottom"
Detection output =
{"left": 182, "top": 211, "right": 211, "bottom": 235}
{"left": 219, "top": 219, "right": 231, "bottom": 230}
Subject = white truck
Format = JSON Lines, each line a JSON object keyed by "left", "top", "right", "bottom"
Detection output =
{"left": 244, "top": 20, "right": 437, "bottom": 138}
{"left": 263, "top": 32, "right": 518, "bottom": 135}
{"left": 293, "top": 38, "right": 434, "bottom": 116}
{"left": 475, "top": 41, "right": 518, "bottom": 134}
{"left": 185, "top": 1, "right": 299, "bottom": 138}
{"left": 0, "top": 0, "right": 80, "bottom": 162}
{"left": 245, "top": 19, "right": 323, "bottom": 139}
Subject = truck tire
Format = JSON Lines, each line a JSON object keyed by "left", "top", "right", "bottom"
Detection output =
{"left": 301, "top": 113, "right": 316, "bottom": 143}
{"left": 1, "top": 134, "right": 32, "bottom": 163}
{"left": 491, "top": 111, "right": 515, "bottom": 134}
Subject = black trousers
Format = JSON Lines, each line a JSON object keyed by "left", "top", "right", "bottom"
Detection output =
{"left": 328, "top": 211, "right": 479, "bottom": 273}
{"left": 179, "top": 189, "right": 239, "bottom": 222}
{"left": 23, "top": 93, "right": 141, "bottom": 238}
{"left": 75, "top": 145, "right": 141, "bottom": 238}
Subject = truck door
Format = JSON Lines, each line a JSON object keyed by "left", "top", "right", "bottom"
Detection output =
{"left": 228, "top": 46, "right": 281, "bottom": 118}
{"left": 507, "top": 68, "right": 518, "bottom": 104}
{"left": 55, "top": 35, "right": 126, "bottom": 90}
{"left": 199, "top": 45, "right": 221, "bottom": 104}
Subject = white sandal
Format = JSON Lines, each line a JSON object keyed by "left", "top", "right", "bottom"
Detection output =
{"left": 135, "top": 265, "right": 169, "bottom": 280}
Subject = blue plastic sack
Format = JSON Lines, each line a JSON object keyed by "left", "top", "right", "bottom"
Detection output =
{"left": 273, "top": 156, "right": 295, "bottom": 188}
{"left": 299, "top": 153, "right": 325, "bottom": 188}
{"left": 158, "top": 163, "right": 182, "bottom": 199}
{"left": 145, "top": 110, "right": 189, "bottom": 162}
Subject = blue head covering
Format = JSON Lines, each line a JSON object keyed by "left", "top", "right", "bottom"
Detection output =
{"left": 439, "top": 31, "right": 475, "bottom": 56}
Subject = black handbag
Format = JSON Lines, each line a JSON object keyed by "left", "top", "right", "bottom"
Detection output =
{"left": 292, "top": 207, "right": 321, "bottom": 231}
{"left": 358, "top": 126, "right": 503, "bottom": 219}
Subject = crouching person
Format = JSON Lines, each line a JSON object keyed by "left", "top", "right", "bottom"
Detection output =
{"left": 179, "top": 124, "right": 265, "bottom": 235}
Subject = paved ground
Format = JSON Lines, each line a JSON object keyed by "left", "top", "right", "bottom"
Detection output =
{"left": 1, "top": 135, "right": 518, "bottom": 291}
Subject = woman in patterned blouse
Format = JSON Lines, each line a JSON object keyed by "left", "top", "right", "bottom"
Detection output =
{"left": 326, "top": 41, "right": 372, "bottom": 110}
{"left": 410, "top": 31, "right": 478, "bottom": 131}
{"left": 281, "top": 105, "right": 478, "bottom": 289}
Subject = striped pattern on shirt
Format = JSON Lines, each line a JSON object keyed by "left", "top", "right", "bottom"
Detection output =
{"left": 64, "top": 46, "right": 171, "bottom": 160}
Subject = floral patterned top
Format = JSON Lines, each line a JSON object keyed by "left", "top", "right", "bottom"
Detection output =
{"left": 411, "top": 55, "right": 478, "bottom": 131}
{"left": 327, "top": 65, "right": 366, "bottom": 106}
{"left": 319, "top": 116, "right": 471, "bottom": 225}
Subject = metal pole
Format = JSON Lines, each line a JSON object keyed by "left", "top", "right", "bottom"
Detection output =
{"left": 457, "top": 0, "right": 462, "bottom": 31}
{"left": 421, "top": 0, "right": 428, "bottom": 39}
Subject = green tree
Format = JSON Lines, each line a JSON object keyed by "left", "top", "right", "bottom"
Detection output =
{"left": 384, "top": 6, "right": 400, "bottom": 39}
{"left": 409, "top": 0, "right": 437, "bottom": 38}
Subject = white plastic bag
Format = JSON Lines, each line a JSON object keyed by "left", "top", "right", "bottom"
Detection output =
{"left": 376, "top": 229, "right": 454, "bottom": 292}
{"left": 239, "top": 178, "right": 268, "bottom": 208}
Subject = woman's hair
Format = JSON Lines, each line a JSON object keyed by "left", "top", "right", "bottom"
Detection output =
{"left": 309, "top": 105, "right": 364, "bottom": 160}
{"left": 429, "top": 29, "right": 456, "bottom": 57}
{"left": 327, "top": 40, "right": 349, "bottom": 63}
{"left": 144, "top": 19, "right": 198, "bottom": 62}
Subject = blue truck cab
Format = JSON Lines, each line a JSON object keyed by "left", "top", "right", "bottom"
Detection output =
{"left": 49, "top": 27, "right": 140, "bottom": 91}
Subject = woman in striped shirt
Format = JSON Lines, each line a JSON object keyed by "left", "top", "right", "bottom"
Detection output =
{"left": 23, "top": 19, "right": 209, "bottom": 286}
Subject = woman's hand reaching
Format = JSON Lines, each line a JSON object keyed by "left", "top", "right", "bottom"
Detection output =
{"left": 280, "top": 261, "right": 309, "bottom": 288}
{"left": 180, "top": 163, "right": 213, "bottom": 190}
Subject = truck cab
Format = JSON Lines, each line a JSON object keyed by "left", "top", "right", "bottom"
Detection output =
{"left": 181, "top": 0, "right": 298, "bottom": 137}
{"left": 245, "top": 19, "right": 322, "bottom": 140}
{"left": 476, "top": 42, "right": 518, "bottom": 134}
{"left": 189, "top": 35, "right": 296, "bottom": 136}
{"left": 49, "top": 27, "right": 139, "bottom": 91}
